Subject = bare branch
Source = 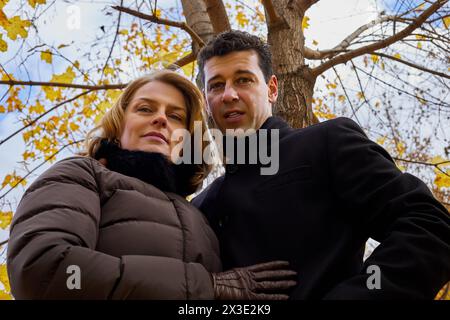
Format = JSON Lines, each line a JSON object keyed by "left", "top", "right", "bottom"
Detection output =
{"left": 101, "top": 0, "right": 123, "bottom": 80}
{"left": 0, "top": 80, "right": 126, "bottom": 90}
{"left": 112, "top": 5, "right": 205, "bottom": 47}
{"left": 0, "top": 239, "right": 8, "bottom": 246}
{"left": 322, "top": 16, "right": 409, "bottom": 59}
{"left": 373, "top": 52, "right": 450, "bottom": 79}
{"left": 204, "top": 0, "right": 231, "bottom": 33}
{"left": 311, "top": 0, "right": 448, "bottom": 77}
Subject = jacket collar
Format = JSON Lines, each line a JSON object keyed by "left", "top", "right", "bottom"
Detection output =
{"left": 93, "top": 139, "right": 196, "bottom": 196}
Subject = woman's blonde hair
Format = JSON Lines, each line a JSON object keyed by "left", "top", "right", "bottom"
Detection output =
{"left": 83, "top": 70, "right": 211, "bottom": 194}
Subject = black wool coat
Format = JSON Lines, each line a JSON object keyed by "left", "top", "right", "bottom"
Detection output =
{"left": 193, "top": 116, "right": 450, "bottom": 299}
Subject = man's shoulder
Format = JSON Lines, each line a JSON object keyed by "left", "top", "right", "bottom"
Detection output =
{"left": 191, "top": 175, "right": 225, "bottom": 208}
{"left": 285, "top": 117, "right": 365, "bottom": 140}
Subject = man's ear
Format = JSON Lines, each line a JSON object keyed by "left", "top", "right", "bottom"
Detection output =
{"left": 268, "top": 75, "right": 278, "bottom": 104}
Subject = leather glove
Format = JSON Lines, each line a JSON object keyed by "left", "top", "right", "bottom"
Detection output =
{"left": 211, "top": 260, "right": 297, "bottom": 300}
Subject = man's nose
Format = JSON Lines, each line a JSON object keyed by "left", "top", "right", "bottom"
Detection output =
{"left": 151, "top": 111, "right": 167, "bottom": 128}
{"left": 221, "top": 84, "right": 239, "bottom": 103}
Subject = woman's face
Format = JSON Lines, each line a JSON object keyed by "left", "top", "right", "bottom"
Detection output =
{"left": 120, "top": 80, "right": 188, "bottom": 158}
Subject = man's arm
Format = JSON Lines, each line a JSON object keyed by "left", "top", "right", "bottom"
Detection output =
{"left": 323, "top": 117, "right": 450, "bottom": 299}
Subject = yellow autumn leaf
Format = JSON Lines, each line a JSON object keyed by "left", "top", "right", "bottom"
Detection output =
{"left": 52, "top": 66, "right": 76, "bottom": 84}
{"left": 357, "top": 92, "right": 365, "bottom": 100}
{"left": 3, "top": 16, "right": 31, "bottom": 40}
{"left": 41, "top": 50, "right": 52, "bottom": 63}
{"left": 443, "top": 16, "right": 450, "bottom": 29}
{"left": 338, "top": 95, "right": 346, "bottom": 102}
{"left": 0, "top": 34, "right": 7, "bottom": 52}
{"left": 236, "top": 11, "right": 249, "bottom": 27}
{"left": 417, "top": 42, "right": 422, "bottom": 49}
{"left": 0, "top": 264, "right": 11, "bottom": 294}
{"left": 393, "top": 53, "right": 401, "bottom": 59}
{"left": 1, "top": 174, "right": 11, "bottom": 189}
{"left": 30, "top": 100, "right": 45, "bottom": 114}
{"left": 376, "top": 136, "right": 386, "bottom": 145}
{"left": 0, "top": 290, "right": 12, "bottom": 300}
{"left": 396, "top": 141, "right": 406, "bottom": 157}
{"left": 371, "top": 54, "right": 379, "bottom": 64}
{"left": 415, "top": 3, "right": 425, "bottom": 11}
{"left": 69, "top": 122, "right": 79, "bottom": 131}
{"left": 312, "top": 40, "right": 318, "bottom": 46}
{"left": 0, "top": 211, "right": 12, "bottom": 229}
{"left": 302, "top": 16, "right": 310, "bottom": 31}
{"left": 0, "top": 105, "right": 5, "bottom": 113}
{"left": 22, "top": 150, "right": 36, "bottom": 161}
{"left": 415, "top": 34, "right": 426, "bottom": 40}
{"left": 326, "top": 83, "right": 337, "bottom": 90}
{"left": 103, "top": 66, "right": 114, "bottom": 76}
{"left": 106, "top": 89, "right": 121, "bottom": 102}
{"left": 28, "top": 0, "right": 46, "bottom": 8}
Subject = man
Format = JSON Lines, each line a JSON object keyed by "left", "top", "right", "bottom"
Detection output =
{"left": 192, "top": 30, "right": 450, "bottom": 299}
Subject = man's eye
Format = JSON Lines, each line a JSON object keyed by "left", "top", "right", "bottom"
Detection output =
{"left": 237, "top": 77, "right": 252, "bottom": 84}
{"left": 209, "top": 82, "right": 224, "bottom": 91}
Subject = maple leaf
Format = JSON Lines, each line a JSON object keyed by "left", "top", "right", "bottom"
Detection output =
{"left": 302, "top": 16, "right": 310, "bottom": 31}
{"left": 41, "top": 49, "right": 52, "bottom": 64}
{"left": 0, "top": 34, "right": 7, "bottom": 52}
{"left": 28, "top": 0, "right": 46, "bottom": 8}
{"left": 3, "top": 16, "right": 31, "bottom": 40}
{"left": 0, "top": 211, "right": 12, "bottom": 229}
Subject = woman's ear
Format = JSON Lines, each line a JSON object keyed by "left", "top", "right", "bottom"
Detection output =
{"left": 268, "top": 75, "right": 278, "bottom": 104}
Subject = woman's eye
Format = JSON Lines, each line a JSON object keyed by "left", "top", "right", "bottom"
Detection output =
{"left": 137, "top": 106, "right": 153, "bottom": 112}
{"left": 169, "top": 114, "right": 183, "bottom": 121}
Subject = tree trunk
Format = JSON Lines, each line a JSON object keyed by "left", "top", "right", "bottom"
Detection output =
{"left": 180, "top": 0, "right": 215, "bottom": 54}
{"left": 266, "top": 0, "right": 317, "bottom": 129}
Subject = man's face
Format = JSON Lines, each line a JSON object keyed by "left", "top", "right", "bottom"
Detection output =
{"left": 203, "top": 50, "right": 278, "bottom": 133}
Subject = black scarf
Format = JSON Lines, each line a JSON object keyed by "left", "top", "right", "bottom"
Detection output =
{"left": 93, "top": 139, "right": 197, "bottom": 197}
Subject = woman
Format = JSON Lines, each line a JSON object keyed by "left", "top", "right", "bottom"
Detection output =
{"left": 7, "top": 70, "right": 296, "bottom": 299}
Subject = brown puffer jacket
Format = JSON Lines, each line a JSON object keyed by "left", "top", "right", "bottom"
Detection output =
{"left": 7, "top": 156, "right": 221, "bottom": 299}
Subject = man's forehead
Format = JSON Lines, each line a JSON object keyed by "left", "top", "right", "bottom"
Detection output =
{"left": 204, "top": 50, "right": 260, "bottom": 79}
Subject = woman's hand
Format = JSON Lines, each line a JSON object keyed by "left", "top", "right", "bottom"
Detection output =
{"left": 211, "top": 260, "right": 297, "bottom": 300}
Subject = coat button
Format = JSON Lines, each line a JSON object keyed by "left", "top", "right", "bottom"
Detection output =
{"left": 227, "top": 165, "right": 238, "bottom": 174}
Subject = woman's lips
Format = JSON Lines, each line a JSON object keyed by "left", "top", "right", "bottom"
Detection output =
{"left": 142, "top": 133, "right": 168, "bottom": 144}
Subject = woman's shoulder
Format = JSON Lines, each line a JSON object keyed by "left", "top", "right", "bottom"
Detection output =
{"left": 26, "top": 156, "right": 103, "bottom": 194}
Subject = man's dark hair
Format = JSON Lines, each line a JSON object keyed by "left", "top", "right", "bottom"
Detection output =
{"left": 197, "top": 30, "right": 273, "bottom": 88}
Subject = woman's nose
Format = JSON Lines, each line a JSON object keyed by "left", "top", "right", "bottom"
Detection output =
{"left": 221, "top": 84, "right": 239, "bottom": 103}
{"left": 151, "top": 112, "right": 168, "bottom": 128}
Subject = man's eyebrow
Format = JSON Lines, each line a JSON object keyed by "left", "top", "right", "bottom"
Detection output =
{"left": 207, "top": 69, "right": 257, "bottom": 85}
{"left": 131, "top": 97, "right": 186, "bottom": 112}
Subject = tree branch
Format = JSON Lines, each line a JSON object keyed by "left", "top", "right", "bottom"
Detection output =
{"left": 261, "top": 0, "right": 282, "bottom": 26}
{"left": 372, "top": 52, "right": 450, "bottom": 79}
{"left": 0, "top": 90, "right": 94, "bottom": 146}
{"left": 101, "top": 0, "right": 123, "bottom": 80}
{"left": 311, "top": 0, "right": 447, "bottom": 77}
{"left": 167, "top": 52, "right": 195, "bottom": 70}
{"left": 0, "top": 80, "right": 126, "bottom": 90}
{"left": 112, "top": 5, "right": 205, "bottom": 47}
{"left": 204, "top": 0, "right": 231, "bottom": 33}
